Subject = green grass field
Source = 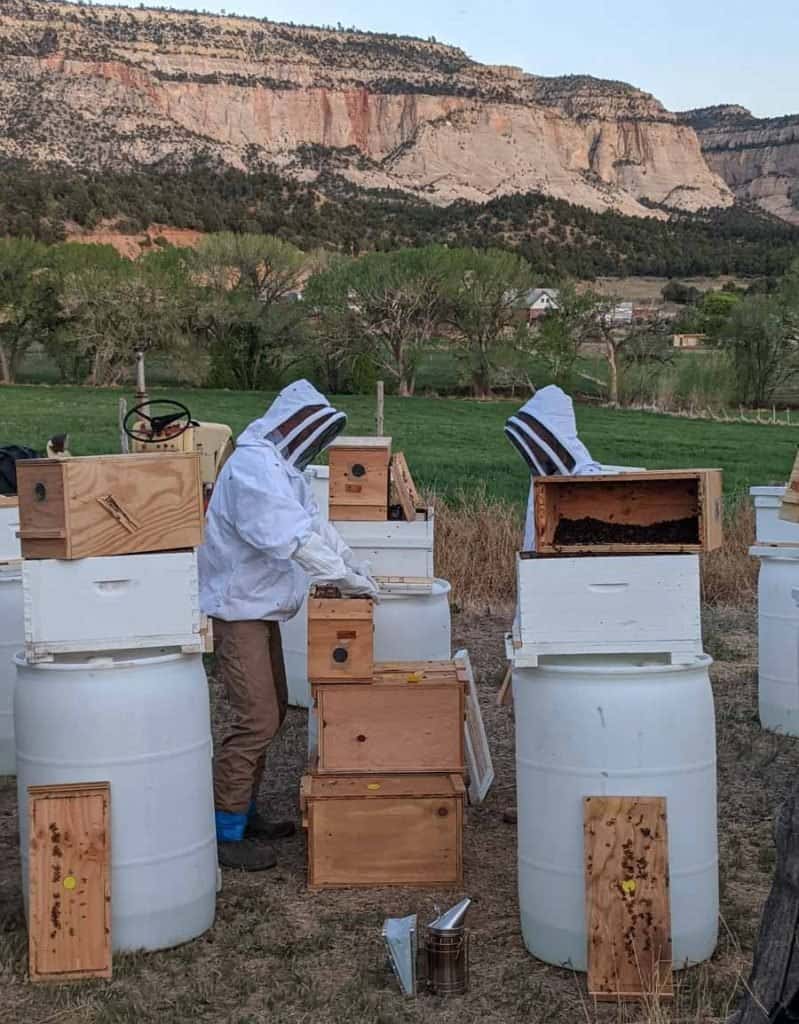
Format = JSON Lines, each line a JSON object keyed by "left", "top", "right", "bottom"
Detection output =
{"left": 1, "top": 384, "right": 796, "bottom": 504}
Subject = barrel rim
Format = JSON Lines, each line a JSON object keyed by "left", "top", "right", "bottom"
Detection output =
{"left": 519, "top": 653, "right": 713, "bottom": 677}
{"left": 378, "top": 577, "right": 451, "bottom": 601}
{"left": 750, "top": 544, "right": 799, "bottom": 560}
{"left": 14, "top": 649, "right": 192, "bottom": 670}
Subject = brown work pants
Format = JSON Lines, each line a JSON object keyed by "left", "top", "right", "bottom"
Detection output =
{"left": 212, "top": 618, "right": 288, "bottom": 815}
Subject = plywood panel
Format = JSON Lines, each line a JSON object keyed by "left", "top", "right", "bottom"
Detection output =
{"left": 584, "top": 796, "right": 672, "bottom": 1001}
{"left": 454, "top": 650, "right": 494, "bottom": 804}
{"left": 390, "top": 453, "right": 421, "bottom": 522}
{"left": 28, "top": 782, "right": 111, "bottom": 982}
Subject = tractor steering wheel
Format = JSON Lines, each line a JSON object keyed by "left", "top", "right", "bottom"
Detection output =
{"left": 123, "top": 400, "right": 194, "bottom": 444}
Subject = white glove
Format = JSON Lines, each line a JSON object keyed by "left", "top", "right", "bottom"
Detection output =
{"left": 339, "top": 570, "right": 379, "bottom": 600}
{"left": 320, "top": 519, "right": 355, "bottom": 565}
{"left": 348, "top": 558, "right": 380, "bottom": 595}
{"left": 293, "top": 533, "right": 379, "bottom": 600}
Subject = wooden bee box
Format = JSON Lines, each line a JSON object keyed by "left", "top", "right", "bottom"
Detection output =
{"left": 300, "top": 773, "right": 465, "bottom": 888}
{"left": 17, "top": 453, "right": 203, "bottom": 560}
{"left": 307, "top": 595, "right": 374, "bottom": 683}
{"left": 533, "top": 469, "right": 723, "bottom": 555}
{"left": 314, "top": 661, "right": 465, "bottom": 774}
{"left": 328, "top": 436, "right": 391, "bottom": 521}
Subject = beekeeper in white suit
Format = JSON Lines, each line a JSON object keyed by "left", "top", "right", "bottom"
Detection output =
{"left": 199, "top": 380, "right": 377, "bottom": 872}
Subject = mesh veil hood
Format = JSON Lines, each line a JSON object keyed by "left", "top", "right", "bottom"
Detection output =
{"left": 237, "top": 379, "right": 347, "bottom": 468}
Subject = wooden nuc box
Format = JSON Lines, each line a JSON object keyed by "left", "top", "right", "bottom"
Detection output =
{"left": 533, "top": 469, "right": 723, "bottom": 555}
{"left": 314, "top": 661, "right": 466, "bottom": 774}
{"left": 328, "top": 436, "right": 391, "bottom": 521}
{"left": 300, "top": 773, "right": 465, "bottom": 888}
{"left": 307, "top": 595, "right": 374, "bottom": 683}
{"left": 17, "top": 453, "right": 204, "bottom": 560}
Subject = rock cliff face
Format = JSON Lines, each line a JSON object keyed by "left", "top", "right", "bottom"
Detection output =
{"left": 0, "top": 0, "right": 734, "bottom": 216}
{"left": 680, "top": 105, "right": 799, "bottom": 225}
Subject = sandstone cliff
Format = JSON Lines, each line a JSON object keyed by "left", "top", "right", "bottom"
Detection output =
{"left": 680, "top": 105, "right": 799, "bottom": 225}
{"left": 0, "top": 0, "right": 733, "bottom": 217}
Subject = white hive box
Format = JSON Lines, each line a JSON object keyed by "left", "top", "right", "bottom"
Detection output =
{"left": 751, "top": 485, "right": 799, "bottom": 546}
{"left": 23, "top": 551, "right": 202, "bottom": 661}
{"left": 512, "top": 553, "right": 702, "bottom": 666}
{"left": 0, "top": 499, "right": 21, "bottom": 562}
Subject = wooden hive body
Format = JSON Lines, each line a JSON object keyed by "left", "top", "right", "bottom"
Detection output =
{"left": 17, "top": 453, "right": 203, "bottom": 560}
{"left": 314, "top": 660, "right": 465, "bottom": 774}
{"left": 301, "top": 773, "right": 465, "bottom": 888}
{"left": 328, "top": 436, "right": 391, "bottom": 521}
{"left": 533, "top": 469, "right": 723, "bottom": 555}
{"left": 307, "top": 595, "right": 374, "bottom": 683}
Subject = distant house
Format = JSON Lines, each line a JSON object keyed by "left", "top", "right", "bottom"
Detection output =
{"left": 602, "top": 301, "right": 634, "bottom": 326}
{"left": 524, "top": 288, "right": 560, "bottom": 321}
{"left": 672, "top": 333, "right": 707, "bottom": 350}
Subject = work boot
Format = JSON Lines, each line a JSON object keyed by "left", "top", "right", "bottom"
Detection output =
{"left": 245, "top": 810, "right": 296, "bottom": 841}
{"left": 218, "top": 839, "right": 277, "bottom": 872}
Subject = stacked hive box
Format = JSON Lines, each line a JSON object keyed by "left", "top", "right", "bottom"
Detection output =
{"left": 301, "top": 590, "right": 467, "bottom": 888}
{"left": 284, "top": 437, "right": 447, "bottom": 708}
{"left": 0, "top": 495, "right": 23, "bottom": 774}
{"left": 13, "top": 453, "right": 218, "bottom": 953}
{"left": 509, "top": 470, "right": 723, "bottom": 974}
{"left": 300, "top": 435, "right": 471, "bottom": 887}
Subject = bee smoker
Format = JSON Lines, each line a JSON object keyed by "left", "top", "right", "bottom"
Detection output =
{"left": 425, "top": 898, "right": 471, "bottom": 996}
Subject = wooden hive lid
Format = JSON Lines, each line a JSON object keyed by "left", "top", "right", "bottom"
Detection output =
{"left": 535, "top": 468, "right": 722, "bottom": 486}
{"left": 308, "top": 596, "right": 374, "bottom": 620}
{"left": 328, "top": 436, "right": 392, "bottom": 450}
{"left": 303, "top": 774, "right": 465, "bottom": 800}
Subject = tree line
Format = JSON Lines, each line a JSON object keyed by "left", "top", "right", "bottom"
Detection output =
{"left": 1, "top": 234, "right": 798, "bottom": 408}
{"left": 2, "top": 157, "right": 798, "bottom": 280}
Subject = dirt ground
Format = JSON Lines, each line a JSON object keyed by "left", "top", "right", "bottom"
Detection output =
{"left": 0, "top": 605, "right": 794, "bottom": 1024}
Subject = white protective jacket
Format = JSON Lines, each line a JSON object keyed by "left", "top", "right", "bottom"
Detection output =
{"left": 505, "top": 385, "right": 641, "bottom": 549}
{"left": 199, "top": 380, "right": 373, "bottom": 622}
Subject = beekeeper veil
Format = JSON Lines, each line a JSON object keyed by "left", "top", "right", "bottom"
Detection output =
{"left": 238, "top": 379, "right": 347, "bottom": 470}
{"left": 504, "top": 385, "right": 598, "bottom": 476}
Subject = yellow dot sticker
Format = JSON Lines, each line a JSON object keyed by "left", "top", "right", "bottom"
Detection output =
{"left": 621, "top": 879, "right": 636, "bottom": 895}
{"left": 63, "top": 876, "right": 77, "bottom": 891}
{"left": 367, "top": 783, "right": 381, "bottom": 791}
{"left": 406, "top": 672, "right": 423, "bottom": 684}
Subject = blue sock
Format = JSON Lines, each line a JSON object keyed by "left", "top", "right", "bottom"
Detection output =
{"left": 215, "top": 809, "right": 247, "bottom": 842}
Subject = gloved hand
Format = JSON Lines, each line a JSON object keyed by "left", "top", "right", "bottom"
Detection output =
{"left": 348, "top": 558, "right": 379, "bottom": 595}
{"left": 339, "top": 569, "right": 380, "bottom": 600}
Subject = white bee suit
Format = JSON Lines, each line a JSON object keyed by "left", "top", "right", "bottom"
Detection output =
{"left": 199, "top": 379, "right": 376, "bottom": 623}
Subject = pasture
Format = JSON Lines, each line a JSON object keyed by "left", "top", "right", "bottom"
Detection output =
{"left": 1, "top": 384, "right": 796, "bottom": 504}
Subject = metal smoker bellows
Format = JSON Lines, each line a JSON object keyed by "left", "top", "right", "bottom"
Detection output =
{"left": 425, "top": 898, "right": 470, "bottom": 996}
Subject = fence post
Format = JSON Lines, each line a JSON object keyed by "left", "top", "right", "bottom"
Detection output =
{"left": 376, "top": 380, "right": 384, "bottom": 436}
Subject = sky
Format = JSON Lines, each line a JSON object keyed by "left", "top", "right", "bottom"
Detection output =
{"left": 96, "top": 0, "right": 799, "bottom": 118}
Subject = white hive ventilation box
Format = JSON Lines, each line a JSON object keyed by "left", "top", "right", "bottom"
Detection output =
{"left": 305, "top": 465, "right": 434, "bottom": 581}
{"left": 23, "top": 551, "right": 204, "bottom": 661}
{"left": 751, "top": 485, "right": 799, "bottom": 546}
{"left": 511, "top": 553, "right": 702, "bottom": 667}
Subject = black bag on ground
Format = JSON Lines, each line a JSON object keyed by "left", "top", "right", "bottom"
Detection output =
{"left": 0, "top": 445, "right": 40, "bottom": 495}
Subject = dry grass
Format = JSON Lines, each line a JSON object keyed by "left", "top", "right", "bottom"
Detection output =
{"left": 434, "top": 493, "right": 758, "bottom": 614}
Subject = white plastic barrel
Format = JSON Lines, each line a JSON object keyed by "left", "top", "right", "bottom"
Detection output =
{"left": 15, "top": 650, "right": 216, "bottom": 952}
{"left": 513, "top": 653, "right": 718, "bottom": 970}
{"left": 284, "top": 579, "right": 452, "bottom": 707}
{"left": 750, "top": 545, "right": 799, "bottom": 735}
{"left": 0, "top": 565, "right": 23, "bottom": 774}
{"left": 0, "top": 503, "right": 21, "bottom": 561}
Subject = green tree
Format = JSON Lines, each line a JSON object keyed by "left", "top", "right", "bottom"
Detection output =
{"left": 530, "top": 282, "right": 598, "bottom": 387}
{"left": 308, "top": 247, "right": 447, "bottom": 397}
{"left": 192, "top": 233, "right": 307, "bottom": 390}
{"left": 720, "top": 294, "right": 798, "bottom": 406}
{"left": 440, "top": 248, "right": 534, "bottom": 398}
{"left": 0, "top": 238, "right": 56, "bottom": 383}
